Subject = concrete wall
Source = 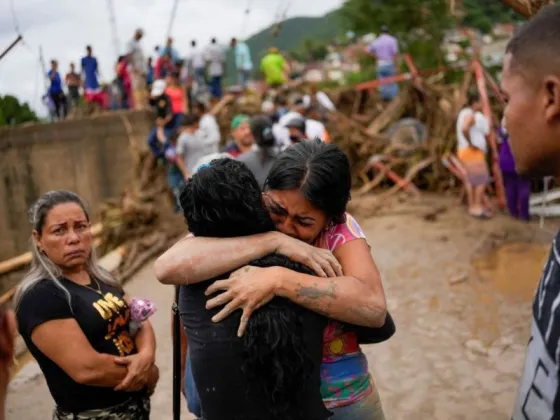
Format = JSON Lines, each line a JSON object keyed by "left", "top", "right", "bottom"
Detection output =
{"left": 0, "top": 111, "right": 153, "bottom": 262}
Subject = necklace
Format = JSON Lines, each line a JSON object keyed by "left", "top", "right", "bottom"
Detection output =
{"left": 82, "top": 277, "right": 104, "bottom": 297}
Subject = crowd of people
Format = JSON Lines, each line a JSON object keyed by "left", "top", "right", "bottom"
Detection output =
{"left": 5, "top": 5, "right": 560, "bottom": 420}
{"left": 43, "top": 29, "right": 258, "bottom": 122}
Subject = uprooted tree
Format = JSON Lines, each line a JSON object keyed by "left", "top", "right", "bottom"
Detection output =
{"left": 498, "top": 0, "right": 555, "bottom": 17}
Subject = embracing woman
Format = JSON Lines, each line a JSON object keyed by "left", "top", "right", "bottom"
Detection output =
{"left": 14, "top": 190, "right": 159, "bottom": 419}
{"left": 156, "top": 140, "right": 391, "bottom": 419}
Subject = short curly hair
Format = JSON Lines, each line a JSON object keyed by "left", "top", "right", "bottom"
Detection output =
{"left": 180, "top": 158, "right": 275, "bottom": 237}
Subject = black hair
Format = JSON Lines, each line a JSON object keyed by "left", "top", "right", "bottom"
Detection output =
{"left": 193, "top": 101, "right": 207, "bottom": 114}
{"left": 211, "top": 37, "right": 217, "bottom": 44}
{"left": 265, "top": 139, "right": 351, "bottom": 224}
{"left": 180, "top": 113, "right": 200, "bottom": 128}
{"left": 191, "top": 40, "right": 196, "bottom": 47}
{"left": 467, "top": 92, "right": 480, "bottom": 106}
{"left": 507, "top": 5, "right": 560, "bottom": 78}
{"left": 274, "top": 96, "right": 287, "bottom": 107}
{"left": 86, "top": 45, "right": 92, "bottom": 51}
{"left": 180, "top": 159, "right": 314, "bottom": 418}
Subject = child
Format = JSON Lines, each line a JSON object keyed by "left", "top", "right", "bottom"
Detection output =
{"left": 163, "top": 130, "right": 186, "bottom": 212}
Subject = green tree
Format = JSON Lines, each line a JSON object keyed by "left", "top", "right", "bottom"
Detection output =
{"left": 0, "top": 95, "right": 39, "bottom": 126}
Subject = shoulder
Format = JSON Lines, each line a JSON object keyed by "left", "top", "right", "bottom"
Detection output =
{"left": 316, "top": 213, "right": 367, "bottom": 252}
{"left": 16, "top": 279, "right": 73, "bottom": 335}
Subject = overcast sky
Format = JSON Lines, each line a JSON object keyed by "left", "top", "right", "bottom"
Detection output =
{"left": 0, "top": 0, "right": 341, "bottom": 115}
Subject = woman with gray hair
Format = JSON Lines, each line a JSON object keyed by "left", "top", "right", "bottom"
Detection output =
{"left": 14, "top": 190, "right": 158, "bottom": 420}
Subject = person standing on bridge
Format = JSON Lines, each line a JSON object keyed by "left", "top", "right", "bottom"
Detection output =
{"left": 365, "top": 26, "right": 399, "bottom": 102}
{"left": 14, "top": 190, "right": 159, "bottom": 420}
{"left": 231, "top": 37, "right": 253, "bottom": 91}
{"left": 47, "top": 60, "right": 67, "bottom": 121}
{"left": 127, "top": 28, "right": 148, "bottom": 110}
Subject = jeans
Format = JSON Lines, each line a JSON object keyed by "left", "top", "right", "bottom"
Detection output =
{"left": 209, "top": 76, "right": 222, "bottom": 99}
{"left": 377, "top": 63, "right": 399, "bottom": 101}
{"left": 168, "top": 171, "right": 185, "bottom": 213}
{"left": 184, "top": 350, "right": 202, "bottom": 418}
{"left": 237, "top": 70, "right": 250, "bottom": 89}
{"left": 194, "top": 68, "right": 206, "bottom": 87}
{"left": 503, "top": 171, "right": 531, "bottom": 221}
{"left": 329, "top": 387, "right": 386, "bottom": 420}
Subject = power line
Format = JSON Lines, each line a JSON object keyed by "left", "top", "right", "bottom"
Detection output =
{"left": 9, "top": 0, "right": 21, "bottom": 34}
{"left": 240, "top": 0, "right": 253, "bottom": 38}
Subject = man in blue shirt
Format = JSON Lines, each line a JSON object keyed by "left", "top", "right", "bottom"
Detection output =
{"left": 230, "top": 38, "right": 253, "bottom": 90}
{"left": 47, "top": 60, "right": 67, "bottom": 120}
{"left": 81, "top": 45, "right": 103, "bottom": 108}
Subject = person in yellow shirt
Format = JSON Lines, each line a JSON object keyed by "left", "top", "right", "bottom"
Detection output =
{"left": 260, "top": 47, "right": 289, "bottom": 89}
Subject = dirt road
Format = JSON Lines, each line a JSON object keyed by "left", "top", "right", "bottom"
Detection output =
{"left": 6, "top": 195, "right": 552, "bottom": 419}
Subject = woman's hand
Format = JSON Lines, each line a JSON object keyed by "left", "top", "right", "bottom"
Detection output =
{"left": 205, "top": 266, "right": 280, "bottom": 337}
{"left": 273, "top": 232, "right": 343, "bottom": 278}
{"left": 114, "top": 352, "right": 155, "bottom": 392}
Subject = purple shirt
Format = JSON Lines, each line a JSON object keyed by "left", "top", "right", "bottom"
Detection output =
{"left": 497, "top": 127, "right": 516, "bottom": 173}
{"left": 367, "top": 34, "right": 399, "bottom": 62}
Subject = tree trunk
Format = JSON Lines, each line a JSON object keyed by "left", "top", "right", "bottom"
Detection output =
{"left": 498, "top": 0, "right": 554, "bottom": 18}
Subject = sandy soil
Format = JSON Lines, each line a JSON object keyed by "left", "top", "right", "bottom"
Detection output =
{"left": 6, "top": 195, "right": 555, "bottom": 420}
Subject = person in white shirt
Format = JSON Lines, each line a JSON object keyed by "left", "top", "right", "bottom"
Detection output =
{"left": 190, "top": 40, "right": 206, "bottom": 87}
{"left": 126, "top": 28, "right": 147, "bottom": 110}
{"left": 193, "top": 101, "right": 221, "bottom": 154}
{"left": 276, "top": 97, "right": 330, "bottom": 148}
{"left": 204, "top": 38, "right": 225, "bottom": 100}
{"left": 456, "top": 93, "right": 491, "bottom": 219}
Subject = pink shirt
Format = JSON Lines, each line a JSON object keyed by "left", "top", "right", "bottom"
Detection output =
{"left": 314, "top": 213, "right": 373, "bottom": 408}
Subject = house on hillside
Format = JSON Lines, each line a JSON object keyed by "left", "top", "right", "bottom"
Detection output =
{"left": 492, "top": 23, "right": 515, "bottom": 39}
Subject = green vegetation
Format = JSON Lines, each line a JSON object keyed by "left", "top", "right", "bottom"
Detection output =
{"left": 461, "top": 0, "right": 524, "bottom": 33}
{"left": 0, "top": 95, "right": 38, "bottom": 127}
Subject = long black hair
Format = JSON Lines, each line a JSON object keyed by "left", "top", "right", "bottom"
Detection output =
{"left": 265, "top": 139, "right": 351, "bottom": 224}
{"left": 179, "top": 158, "right": 314, "bottom": 419}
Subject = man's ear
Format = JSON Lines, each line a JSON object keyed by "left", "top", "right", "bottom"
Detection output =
{"left": 543, "top": 75, "right": 560, "bottom": 123}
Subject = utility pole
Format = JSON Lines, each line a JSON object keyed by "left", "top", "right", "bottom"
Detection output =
{"left": 107, "top": 0, "right": 120, "bottom": 58}
{"left": 39, "top": 45, "right": 49, "bottom": 90}
{"left": 166, "top": 0, "right": 180, "bottom": 41}
{"left": 0, "top": 34, "right": 22, "bottom": 62}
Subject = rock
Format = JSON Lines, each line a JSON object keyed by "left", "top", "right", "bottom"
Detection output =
{"left": 465, "top": 339, "right": 488, "bottom": 356}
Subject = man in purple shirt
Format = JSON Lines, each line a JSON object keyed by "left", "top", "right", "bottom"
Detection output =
{"left": 366, "top": 26, "right": 399, "bottom": 101}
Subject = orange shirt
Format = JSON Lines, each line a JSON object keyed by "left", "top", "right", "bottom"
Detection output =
{"left": 165, "top": 86, "right": 185, "bottom": 114}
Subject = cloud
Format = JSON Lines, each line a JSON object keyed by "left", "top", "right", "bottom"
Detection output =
{"left": 0, "top": 0, "right": 340, "bottom": 116}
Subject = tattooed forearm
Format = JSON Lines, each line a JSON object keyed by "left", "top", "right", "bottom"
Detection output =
{"left": 296, "top": 281, "right": 337, "bottom": 300}
{"left": 282, "top": 274, "right": 386, "bottom": 327}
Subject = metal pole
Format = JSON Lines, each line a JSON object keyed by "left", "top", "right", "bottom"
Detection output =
{"left": 106, "top": 0, "right": 120, "bottom": 58}
{"left": 0, "top": 35, "right": 22, "bottom": 62}
{"left": 166, "top": 0, "right": 180, "bottom": 41}
{"left": 39, "top": 46, "right": 49, "bottom": 90}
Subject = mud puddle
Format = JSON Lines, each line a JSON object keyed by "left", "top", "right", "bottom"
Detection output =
{"left": 472, "top": 242, "right": 549, "bottom": 302}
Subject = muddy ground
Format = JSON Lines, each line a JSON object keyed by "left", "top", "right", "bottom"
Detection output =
{"left": 5, "top": 195, "right": 555, "bottom": 420}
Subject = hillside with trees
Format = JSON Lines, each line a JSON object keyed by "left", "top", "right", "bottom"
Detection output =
{"left": 226, "top": 0, "right": 530, "bottom": 81}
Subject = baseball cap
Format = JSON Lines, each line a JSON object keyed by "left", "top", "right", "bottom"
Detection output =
{"left": 151, "top": 79, "right": 166, "bottom": 97}
{"left": 231, "top": 114, "right": 250, "bottom": 130}
{"left": 285, "top": 116, "right": 306, "bottom": 133}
